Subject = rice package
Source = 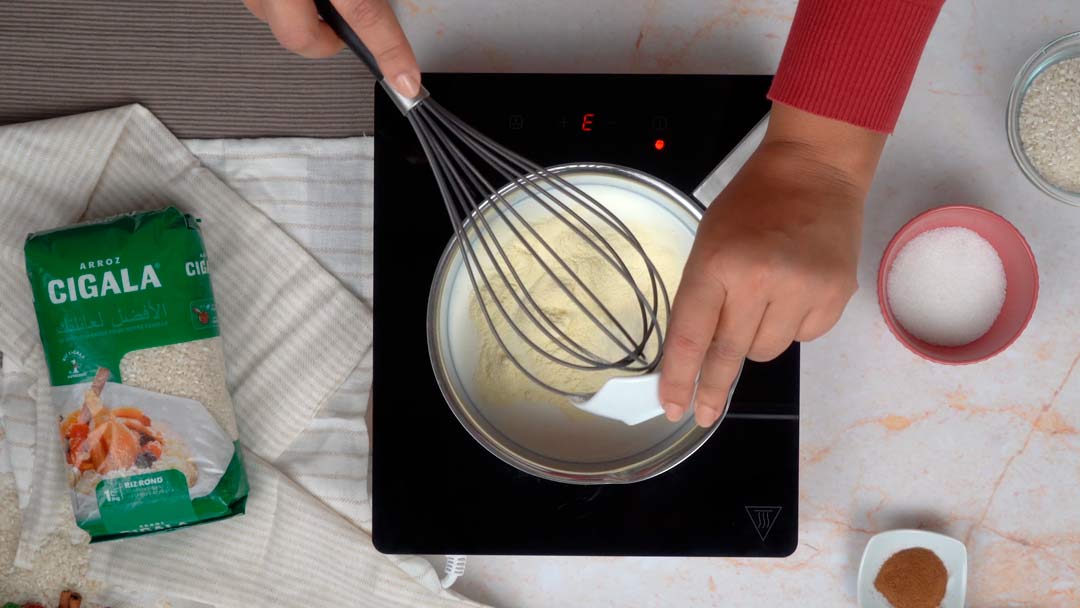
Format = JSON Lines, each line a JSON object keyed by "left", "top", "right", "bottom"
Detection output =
{"left": 24, "top": 207, "right": 248, "bottom": 541}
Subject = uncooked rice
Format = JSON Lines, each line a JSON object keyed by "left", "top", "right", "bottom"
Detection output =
{"left": 1019, "top": 56, "right": 1080, "bottom": 193}
{"left": 120, "top": 337, "right": 239, "bottom": 440}
{"left": 0, "top": 473, "right": 92, "bottom": 605}
{"left": 0, "top": 474, "right": 20, "bottom": 582}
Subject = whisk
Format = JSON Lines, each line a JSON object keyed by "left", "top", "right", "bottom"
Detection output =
{"left": 316, "top": 1, "right": 671, "bottom": 398}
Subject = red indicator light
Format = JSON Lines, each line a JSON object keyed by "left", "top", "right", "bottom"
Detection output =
{"left": 654, "top": 138, "right": 666, "bottom": 151}
{"left": 581, "top": 113, "right": 595, "bottom": 132}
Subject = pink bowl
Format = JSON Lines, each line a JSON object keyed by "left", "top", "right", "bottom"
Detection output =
{"left": 877, "top": 205, "right": 1038, "bottom": 364}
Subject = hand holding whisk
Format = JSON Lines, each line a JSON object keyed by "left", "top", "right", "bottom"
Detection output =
{"left": 315, "top": 0, "right": 673, "bottom": 399}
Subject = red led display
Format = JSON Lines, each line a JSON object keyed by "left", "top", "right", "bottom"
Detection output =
{"left": 581, "top": 113, "right": 595, "bottom": 132}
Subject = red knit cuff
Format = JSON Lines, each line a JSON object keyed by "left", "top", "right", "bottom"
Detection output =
{"left": 768, "top": 0, "right": 945, "bottom": 133}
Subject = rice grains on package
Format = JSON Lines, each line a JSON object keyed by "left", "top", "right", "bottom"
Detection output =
{"left": 24, "top": 207, "right": 248, "bottom": 541}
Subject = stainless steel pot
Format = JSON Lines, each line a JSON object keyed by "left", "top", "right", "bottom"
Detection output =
{"left": 426, "top": 121, "right": 766, "bottom": 484}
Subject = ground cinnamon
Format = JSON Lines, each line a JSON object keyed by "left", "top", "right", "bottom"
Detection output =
{"left": 874, "top": 547, "right": 947, "bottom": 608}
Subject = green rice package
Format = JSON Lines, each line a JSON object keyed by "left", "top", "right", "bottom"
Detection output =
{"left": 24, "top": 207, "right": 248, "bottom": 541}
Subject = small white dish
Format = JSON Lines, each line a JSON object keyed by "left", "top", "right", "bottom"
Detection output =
{"left": 857, "top": 529, "right": 968, "bottom": 608}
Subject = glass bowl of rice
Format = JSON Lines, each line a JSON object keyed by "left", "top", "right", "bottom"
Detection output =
{"left": 1007, "top": 31, "right": 1080, "bottom": 207}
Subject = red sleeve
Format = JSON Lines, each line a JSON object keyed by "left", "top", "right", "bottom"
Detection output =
{"left": 767, "top": 0, "right": 946, "bottom": 133}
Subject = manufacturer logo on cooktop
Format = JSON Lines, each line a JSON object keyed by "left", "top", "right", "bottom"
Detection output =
{"left": 745, "top": 505, "right": 782, "bottom": 541}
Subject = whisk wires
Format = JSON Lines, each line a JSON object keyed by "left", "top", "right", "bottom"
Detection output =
{"left": 410, "top": 99, "right": 671, "bottom": 398}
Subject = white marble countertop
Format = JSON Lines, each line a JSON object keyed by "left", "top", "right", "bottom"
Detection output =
{"left": 399, "top": 1, "right": 1080, "bottom": 606}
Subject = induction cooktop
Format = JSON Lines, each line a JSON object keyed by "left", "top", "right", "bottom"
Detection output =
{"left": 372, "top": 74, "right": 798, "bottom": 557}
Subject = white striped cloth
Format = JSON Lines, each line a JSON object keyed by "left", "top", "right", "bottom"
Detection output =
{"left": 0, "top": 372, "right": 36, "bottom": 509}
{"left": 0, "top": 105, "right": 485, "bottom": 608}
{"left": 184, "top": 137, "right": 377, "bottom": 532}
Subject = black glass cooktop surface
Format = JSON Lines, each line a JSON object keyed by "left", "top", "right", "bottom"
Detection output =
{"left": 372, "top": 74, "right": 798, "bottom": 557}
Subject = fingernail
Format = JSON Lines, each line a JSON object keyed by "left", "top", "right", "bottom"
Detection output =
{"left": 393, "top": 72, "right": 421, "bottom": 98}
{"left": 696, "top": 405, "right": 718, "bottom": 427}
{"left": 662, "top": 402, "right": 683, "bottom": 422}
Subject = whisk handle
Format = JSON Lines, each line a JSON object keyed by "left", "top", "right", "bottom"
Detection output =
{"left": 314, "top": 0, "right": 384, "bottom": 79}
{"left": 314, "top": 0, "right": 429, "bottom": 113}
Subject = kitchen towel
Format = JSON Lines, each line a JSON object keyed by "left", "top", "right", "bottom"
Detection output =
{"left": 182, "top": 136, "right": 379, "bottom": 534}
{"left": 0, "top": 0, "right": 376, "bottom": 138}
{"left": 0, "top": 105, "right": 484, "bottom": 608}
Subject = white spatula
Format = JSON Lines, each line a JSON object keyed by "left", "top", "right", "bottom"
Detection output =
{"left": 570, "top": 373, "right": 667, "bottom": 425}
{"left": 571, "top": 360, "right": 743, "bottom": 426}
